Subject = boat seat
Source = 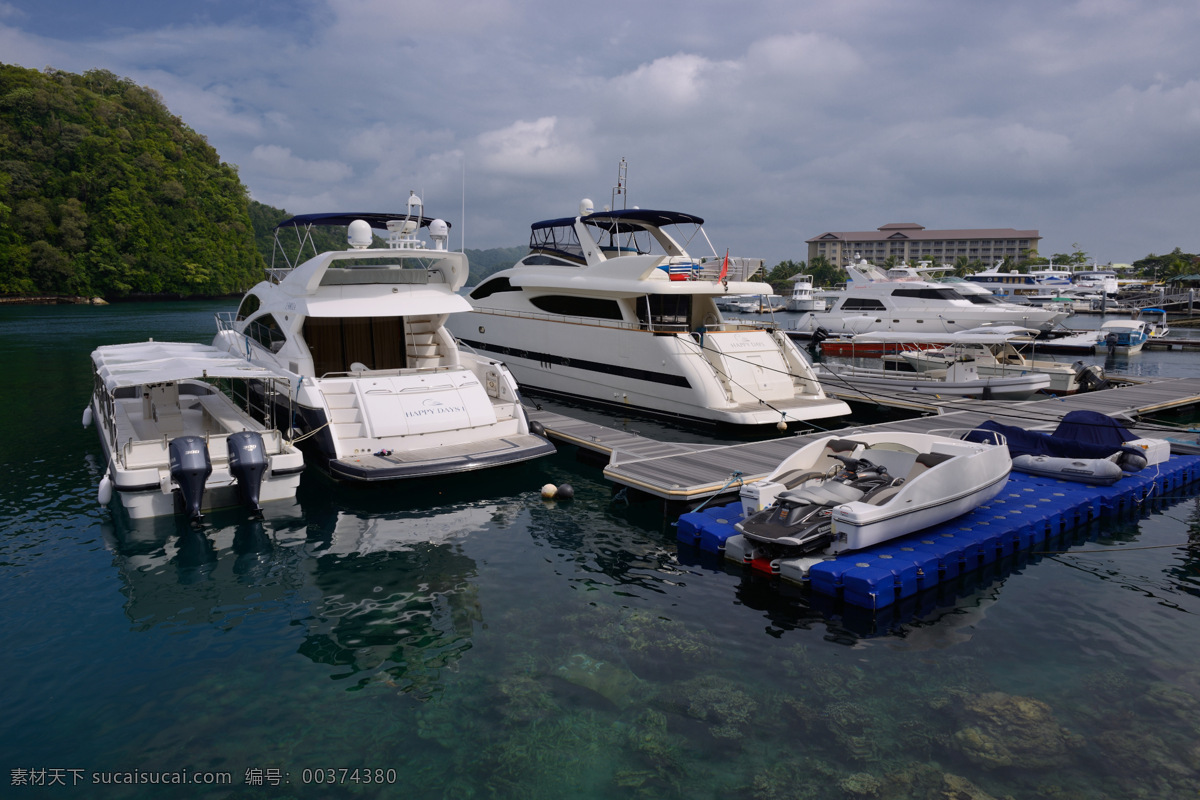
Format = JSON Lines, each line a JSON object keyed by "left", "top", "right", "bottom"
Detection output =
{"left": 778, "top": 480, "right": 865, "bottom": 506}
{"left": 864, "top": 485, "right": 903, "bottom": 506}
{"left": 775, "top": 438, "right": 864, "bottom": 489}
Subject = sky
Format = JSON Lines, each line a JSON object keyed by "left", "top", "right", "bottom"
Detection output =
{"left": 1, "top": 0, "right": 1198, "bottom": 266}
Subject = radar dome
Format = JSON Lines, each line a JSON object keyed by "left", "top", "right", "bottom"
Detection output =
{"left": 347, "top": 219, "right": 373, "bottom": 249}
{"left": 429, "top": 219, "right": 449, "bottom": 250}
{"left": 579, "top": 198, "right": 594, "bottom": 216}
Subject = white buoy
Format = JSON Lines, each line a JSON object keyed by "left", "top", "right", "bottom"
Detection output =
{"left": 540, "top": 483, "right": 557, "bottom": 499}
{"left": 776, "top": 419, "right": 788, "bottom": 431}
{"left": 82, "top": 406, "right": 93, "bottom": 428}
{"left": 98, "top": 474, "right": 113, "bottom": 506}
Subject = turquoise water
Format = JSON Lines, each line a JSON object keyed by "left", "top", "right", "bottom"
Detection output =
{"left": 4, "top": 301, "right": 1200, "bottom": 799}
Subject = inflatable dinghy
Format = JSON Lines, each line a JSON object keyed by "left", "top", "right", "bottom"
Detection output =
{"left": 965, "top": 411, "right": 1147, "bottom": 485}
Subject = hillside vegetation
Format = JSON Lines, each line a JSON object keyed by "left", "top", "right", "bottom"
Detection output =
{"left": 0, "top": 63, "right": 264, "bottom": 298}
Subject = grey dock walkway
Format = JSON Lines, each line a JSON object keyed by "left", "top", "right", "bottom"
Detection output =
{"left": 528, "top": 377, "right": 1200, "bottom": 505}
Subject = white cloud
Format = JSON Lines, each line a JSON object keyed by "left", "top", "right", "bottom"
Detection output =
{"left": 475, "top": 117, "right": 593, "bottom": 177}
{"left": 248, "top": 145, "right": 354, "bottom": 183}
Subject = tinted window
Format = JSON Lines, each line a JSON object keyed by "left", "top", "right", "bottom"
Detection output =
{"left": 841, "top": 298, "right": 886, "bottom": 310}
{"left": 246, "top": 313, "right": 287, "bottom": 353}
{"left": 235, "top": 293, "right": 261, "bottom": 322}
{"left": 470, "top": 277, "right": 521, "bottom": 300}
{"left": 530, "top": 295, "right": 624, "bottom": 320}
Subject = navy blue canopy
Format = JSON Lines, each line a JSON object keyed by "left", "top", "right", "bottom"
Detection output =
{"left": 274, "top": 213, "right": 450, "bottom": 230}
{"left": 530, "top": 208, "right": 704, "bottom": 231}
{"left": 965, "top": 411, "right": 1145, "bottom": 470}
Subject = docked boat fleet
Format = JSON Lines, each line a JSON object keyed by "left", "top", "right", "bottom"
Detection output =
{"left": 82, "top": 185, "right": 1128, "bottom": 522}
{"left": 85, "top": 193, "right": 854, "bottom": 520}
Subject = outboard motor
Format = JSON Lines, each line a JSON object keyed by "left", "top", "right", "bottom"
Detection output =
{"left": 1073, "top": 361, "right": 1109, "bottom": 393}
{"left": 169, "top": 435, "right": 212, "bottom": 524}
{"left": 227, "top": 431, "right": 268, "bottom": 515}
{"left": 808, "top": 326, "right": 831, "bottom": 354}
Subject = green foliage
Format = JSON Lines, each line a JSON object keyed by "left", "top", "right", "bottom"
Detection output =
{"left": 0, "top": 63, "right": 263, "bottom": 297}
{"left": 1132, "top": 248, "right": 1200, "bottom": 280}
{"left": 465, "top": 245, "right": 527, "bottom": 286}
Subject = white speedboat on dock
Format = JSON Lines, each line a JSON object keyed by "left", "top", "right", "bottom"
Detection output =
{"left": 447, "top": 195, "right": 849, "bottom": 428}
{"left": 732, "top": 430, "right": 1011, "bottom": 570}
{"left": 86, "top": 341, "right": 306, "bottom": 521}
{"left": 212, "top": 198, "right": 554, "bottom": 482}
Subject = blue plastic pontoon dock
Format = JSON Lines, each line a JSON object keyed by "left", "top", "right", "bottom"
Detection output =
{"left": 677, "top": 454, "right": 1200, "bottom": 611}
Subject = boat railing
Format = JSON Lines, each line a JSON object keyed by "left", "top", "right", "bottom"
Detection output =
{"left": 932, "top": 426, "right": 1009, "bottom": 447}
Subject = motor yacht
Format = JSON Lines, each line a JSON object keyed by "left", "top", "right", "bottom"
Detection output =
{"left": 785, "top": 274, "right": 826, "bottom": 312}
{"left": 85, "top": 341, "right": 305, "bottom": 520}
{"left": 212, "top": 197, "right": 555, "bottom": 481}
{"left": 964, "top": 261, "right": 1073, "bottom": 297}
{"left": 447, "top": 199, "right": 850, "bottom": 428}
{"left": 790, "top": 259, "right": 1069, "bottom": 336}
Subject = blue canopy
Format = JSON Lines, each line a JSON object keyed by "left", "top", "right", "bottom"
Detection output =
{"left": 274, "top": 213, "right": 450, "bottom": 230}
{"left": 530, "top": 208, "right": 704, "bottom": 231}
{"left": 965, "top": 411, "right": 1145, "bottom": 470}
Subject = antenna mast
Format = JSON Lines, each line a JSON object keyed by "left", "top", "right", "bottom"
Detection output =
{"left": 611, "top": 157, "right": 628, "bottom": 211}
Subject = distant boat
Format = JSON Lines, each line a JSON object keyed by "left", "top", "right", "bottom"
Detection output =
{"left": 1099, "top": 319, "right": 1149, "bottom": 354}
{"left": 785, "top": 274, "right": 826, "bottom": 312}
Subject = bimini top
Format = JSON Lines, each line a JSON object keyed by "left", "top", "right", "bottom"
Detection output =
{"left": 92, "top": 341, "right": 288, "bottom": 390}
{"left": 275, "top": 213, "right": 451, "bottom": 231}
{"left": 530, "top": 208, "right": 703, "bottom": 231}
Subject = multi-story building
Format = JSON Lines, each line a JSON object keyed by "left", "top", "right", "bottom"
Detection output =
{"left": 806, "top": 223, "right": 1040, "bottom": 266}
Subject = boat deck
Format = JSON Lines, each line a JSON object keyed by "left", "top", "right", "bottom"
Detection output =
{"left": 528, "top": 377, "right": 1200, "bottom": 505}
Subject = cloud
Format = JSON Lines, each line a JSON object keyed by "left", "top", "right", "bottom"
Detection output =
{"left": 248, "top": 145, "right": 354, "bottom": 183}
{"left": 475, "top": 116, "right": 593, "bottom": 177}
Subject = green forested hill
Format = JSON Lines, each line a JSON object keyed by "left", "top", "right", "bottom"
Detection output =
{"left": 0, "top": 63, "right": 263, "bottom": 298}
{"left": 0, "top": 63, "right": 529, "bottom": 299}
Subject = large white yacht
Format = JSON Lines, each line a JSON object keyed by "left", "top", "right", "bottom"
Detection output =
{"left": 790, "top": 259, "right": 1069, "bottom": 336}
{"left": 212, "top": 197, "right": 554, "bottom": 481}
{"left": 446, "top": 200, "right": 850, "bottom": 428}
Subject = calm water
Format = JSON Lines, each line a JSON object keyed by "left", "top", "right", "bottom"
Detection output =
{"left": 4, "top": 302, "right": 1200, "bottom": 799}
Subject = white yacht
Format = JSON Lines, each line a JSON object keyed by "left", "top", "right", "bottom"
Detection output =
{"left": 1071, "top": 266, "right": 1120, "bottom": 295}
{"left": 447, "top": 200, "right": 850, "bottom": 428}
{"left": 86, "top": 341, "right": 306, "bottom": 521}
{"left": 790, "top": 259, "right": 1069, "bottom": 336}
{"left": 964, "top": 261, "right": 1073, "bottom": 297}
{"left": 212, "top": 198, "right": 554, "bottom": 481}
{"left": 785, "top": 274, "right": 826, "bottom": 312}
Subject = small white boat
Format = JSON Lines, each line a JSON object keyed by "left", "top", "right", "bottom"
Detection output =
{"left": 877, "top": 328, "right": 1106, "bottom": 394}
{"left": 1099, "top": 319, "right": 1149, "bottom": 354}
{"left": 86, "top": 341, "right": 306, "bottom": 521}
{"left": 785, "top": 274, "right": 826, "bottom": 312}
{"left": 1143, "top": 308, "right": 1170, "bottom": 338}
{"left": 734, "top": 430, "right": 1011, "bottom": 560}
{"left": 816, "top": 358, "right": 1052, "bottom": 400}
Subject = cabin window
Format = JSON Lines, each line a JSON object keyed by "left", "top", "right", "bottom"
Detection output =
{"left": 529, "top": 294, "right": 624, "bottom": 321}
{"left": 235, "top": 293, "right": 261, "bottom": 322}
{"left": 246, "top": 313, "right": 287, "bottom": 353}
{"left": 470, "top": 277, "right": 521, "bottom": 300}
{"left": 891, "top": 288, "right": 962, "bottom": 301}
{"left": 634, "top": 294, "right": 692, "bottom": 328}
{"left": 840, "top": 298, "right": 886, "bottom": 311}
{"left": 302, "top": 316, "right": 406, "bottom": 376}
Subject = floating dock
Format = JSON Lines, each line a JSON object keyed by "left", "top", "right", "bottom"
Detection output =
{"left": 676, "top": 455, "right": 1200, "bottom": 610}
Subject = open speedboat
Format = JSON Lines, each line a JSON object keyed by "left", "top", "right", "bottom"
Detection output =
{"left": 85, "top": 341, "right": 306, "bottom": 521}
{"left": 735, "top": 431, "right": 1011, "bottom": 559}
{"left": 212, "top": 196, "right": 554, "bottom": 482}
{"left": 446, "top": 172, "right": 849, "bottom": 428}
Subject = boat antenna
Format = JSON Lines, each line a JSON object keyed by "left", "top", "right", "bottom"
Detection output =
{"left": 611, "top": 157, "right": 628, "bottom": 211}
{"left": 461, "top": 155, "right": 466, "bottom": 252}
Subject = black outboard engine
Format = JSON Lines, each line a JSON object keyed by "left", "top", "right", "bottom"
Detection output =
{"left": 227, "top": 431, "right": 268, "bottom": 516}
{"left": 808, "top": 326, "right": 831, "bottom": 354}
{"left": 169, "top": 435, "right": 212, "bottom": 524}
{"left": 1073, "top": 361, "right": 1109, "bottom": 393}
